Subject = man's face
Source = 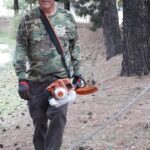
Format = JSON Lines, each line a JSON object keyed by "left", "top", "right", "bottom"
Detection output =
{"left": 38, "top": 0, "right": 55, "bottom": 10}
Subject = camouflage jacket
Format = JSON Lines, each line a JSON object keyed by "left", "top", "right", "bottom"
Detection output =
{"left": 13, "top": 6, "right": 81, "bottom": 82}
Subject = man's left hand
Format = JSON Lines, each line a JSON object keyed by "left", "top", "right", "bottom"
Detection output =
{"left": 72, "top": 75, "right": 86, "bottom": 89}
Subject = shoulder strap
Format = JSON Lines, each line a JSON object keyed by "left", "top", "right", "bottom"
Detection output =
{"left": 39, "top": 8, "right": 71, "bottom": 78}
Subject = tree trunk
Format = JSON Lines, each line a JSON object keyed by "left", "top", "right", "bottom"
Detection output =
{"left": 121, "top": 0, "right": 150, "bottom": 76}
{"left": 101, "top": 0, "right": 122, "bottom": 60}
{"left": 14, "top": 0, "right": 19, "bottom": 14}
{"left": 64, "top": 0, "right": 70, "bottom": 11}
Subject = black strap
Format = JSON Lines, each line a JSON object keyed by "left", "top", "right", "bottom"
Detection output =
{"left": 39, "top": 8, "right": 71, "bottom": 78}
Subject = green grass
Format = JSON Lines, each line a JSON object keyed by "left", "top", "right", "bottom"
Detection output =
{"left": 0, "top": 97, "right": 23, "bottom": 115}
{"left": 0, "top": 30, "right": 16, "bottom": 49}
{"left": 0, "top": 17, "right": 26, "bottom": 117}
{"left": 0, "top": 64, "right": 25, "bottom": 116}
{"left": 0, "top": 16, "right": 19, "bottom": 49}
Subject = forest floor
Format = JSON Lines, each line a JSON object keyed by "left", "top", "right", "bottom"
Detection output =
{"left": 0, "top": 18, "right": 150, "bottom": 150}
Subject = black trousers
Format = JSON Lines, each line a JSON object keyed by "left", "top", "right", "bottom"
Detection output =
{"left": 27, "top": 81, "right": 68, "bottom": 150}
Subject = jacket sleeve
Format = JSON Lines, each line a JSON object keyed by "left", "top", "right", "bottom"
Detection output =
{"left": 67, "top": 13, "right": 81, "bottom": 76}
{"left": 13, "top": 16, "right": 29, "bottom": 80}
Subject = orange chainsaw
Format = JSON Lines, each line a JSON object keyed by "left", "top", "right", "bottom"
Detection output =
{"left": 47, "top": 78, "right": 98, "bottom": 107}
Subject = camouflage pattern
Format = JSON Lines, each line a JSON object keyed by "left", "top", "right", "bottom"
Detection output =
{"left": 13, "top": 6, "right": 81, "bottom": 82}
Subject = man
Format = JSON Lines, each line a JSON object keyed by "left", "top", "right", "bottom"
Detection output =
{"left": 13, "top": 0, "right": 81, "bottom": 149}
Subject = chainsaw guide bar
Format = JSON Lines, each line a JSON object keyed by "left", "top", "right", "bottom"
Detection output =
{"left": 75, "top": 86, "right": 98, "bottom": 95}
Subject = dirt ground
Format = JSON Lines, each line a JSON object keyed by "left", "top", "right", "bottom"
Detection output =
{"left": 0, "top": 21, "right": 150, "bottom": 150}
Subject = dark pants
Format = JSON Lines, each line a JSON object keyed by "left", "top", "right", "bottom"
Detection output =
{"left": 28, "top": 81, "right": 68, "bottom": 150}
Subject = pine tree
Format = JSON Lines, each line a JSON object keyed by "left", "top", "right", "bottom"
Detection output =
{"left": 121, "top": 0, "right": 150, "bottom": 76}
{"left": 74, "top": 0, "right": 122, "bottom": 59}
{"left": 64, "top": 0, "right": 70, "bottom": 10}
{"left": 14, "top": 0, "right": 19, "bottom": 14}
{"left": 75, "top": 0, "right": 102, "bottom": 29}
{"left": 25, "top": 0, "right": 37, "bottom": 4}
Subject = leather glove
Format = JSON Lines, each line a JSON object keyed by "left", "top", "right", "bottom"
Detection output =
{"left": 18, "top": 80, "right": 31, "bottom": 100}
{"left": 72, "top": 75, "right": 86, "bottom": 89}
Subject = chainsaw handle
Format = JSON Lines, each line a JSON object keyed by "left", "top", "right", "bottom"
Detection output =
{"left": 72, "top": 75, "right": 86, "bottom": 89}
{"left": 78, "top": 76, "right": 86, "bottom": 87}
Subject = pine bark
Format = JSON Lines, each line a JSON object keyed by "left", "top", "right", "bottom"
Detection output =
{"left": 14, "top": 0, "right": 19, "bottom": 14}
{"left": 101, "top": 0, "right": 122, "bottom": 60}
{"left": 64, "top": 0, "right": 70, "bottom": 11}
{"left": 121, "top": 0, "right": 150, "bottom": 76}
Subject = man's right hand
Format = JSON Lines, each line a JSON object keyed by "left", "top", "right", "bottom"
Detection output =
{"left": 18, "top": 80, "right": 31, "bottom": 100}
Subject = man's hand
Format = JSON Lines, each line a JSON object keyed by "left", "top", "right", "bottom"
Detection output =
{"left": 72, "top": 75, "right": 86, "bottom": 89}
{"left": 18, "top": 80, "right": 31, "bottom": 100}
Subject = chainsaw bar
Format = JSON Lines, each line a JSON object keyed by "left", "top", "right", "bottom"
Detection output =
{"left": 75, "top": 86, "right": 98, "bottom": 95}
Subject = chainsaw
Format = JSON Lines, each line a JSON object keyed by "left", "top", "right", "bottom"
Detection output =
{"left": 47, "top": 78, "right": 98, "bottom": 107}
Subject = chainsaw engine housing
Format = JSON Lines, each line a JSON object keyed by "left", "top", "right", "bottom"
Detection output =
{"left": 47, "top": 78, "right": 76, "bottom": 107}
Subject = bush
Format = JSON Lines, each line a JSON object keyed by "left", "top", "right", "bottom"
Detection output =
{"left": 3, "top": 0, "right": 13, "bottom": 9}
{"left": 4, "top": 0, "right": 28, "bottom": 9}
